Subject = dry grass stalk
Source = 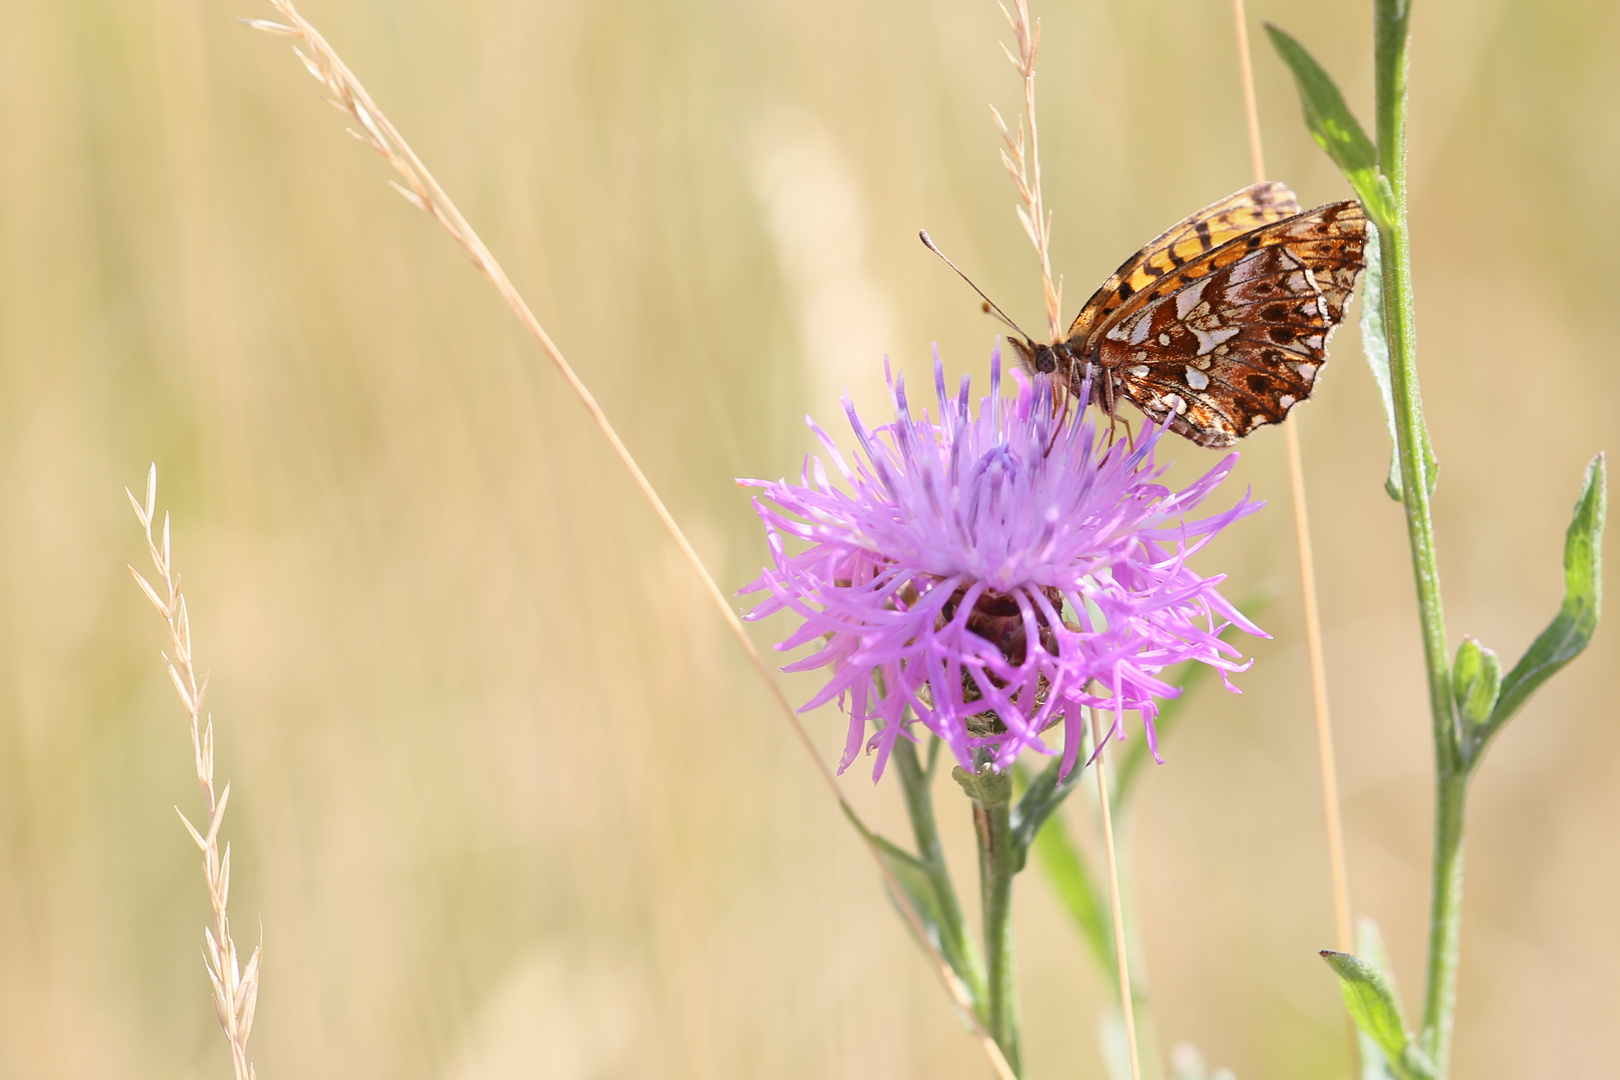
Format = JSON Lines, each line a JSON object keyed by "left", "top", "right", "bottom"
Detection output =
{"left": 127, "top": 464, "right": 260, "bottom": 1080}
{"left": 991, "top": 0, "right": 1062, "bottom": 340}
{"left": 1227, "top": 0, "right": 1355, "bottom": 957}
{"left": 996, "top": 2, "right": 1140, "bottom": 1071}
{"left": 1090, "top": 708, "right": 1142, "bottom": 1080}
{"left": 238, "top": 5, "right": 1014, "bottom": 1076}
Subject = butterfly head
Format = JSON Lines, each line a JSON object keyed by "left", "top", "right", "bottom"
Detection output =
{"left": 1007, "top": 336, "right": 1085, "bottom": 377}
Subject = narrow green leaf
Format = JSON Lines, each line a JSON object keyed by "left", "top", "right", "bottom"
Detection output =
{"left": 1358, "top": 226, "right": 1401, "bottom": 500}
{"left": 1480, "top": 453, "right": 1606, "bottom": 750}
{"left": 1360, "top": 1029, "right": 1397, "bottom": 1080}
{"left": 1354, "top": 919, "right": 1402, "bottom": 1080}
{"left": 1320, "top": 950, "right": 1435, "bottom": 1080}
{"left": 842, "top": 806, "right": 979, "bottom": 1012}
{"left": 1264, "top": 24, "right": 1396, "bottom": 230}
{"left": 1098, "top": 1008, "right": 1136, "bottom": 1080}
{"left": 1031, "top": 809, "right": 1114, "bottom": 978}
{"left": 1361, "top": 227, "right": 1437, "bottom": 501}
{"left": 1011, "top": 754, "right": 1084, "bottom": 868}
{"left": 1451, "top": 636, "right": 1501, "bottom": 729}
{"left": 870, "top": 833, "right": 947, "bottom": 935}
{"left": 891, "top": 737, "right": 983, "bottom": 1001}
{"left": 1321, "top": 951, "right": 1406, "bottom": 1061}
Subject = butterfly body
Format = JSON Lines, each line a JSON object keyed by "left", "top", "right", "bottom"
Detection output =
{"left": 1009, "top": 182, "right": 1367, "bottom": 448}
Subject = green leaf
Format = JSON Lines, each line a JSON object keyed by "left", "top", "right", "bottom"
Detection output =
{"left": 1010, "top": 754, "right": 1084, "bottom": 869}
{"left": 1098, "top": 1007, "right": 1135, "bottom": 1080}
{"left": 1359, "top": 226, "right": 1402, "bottom": 500}
{"left": 1476, "top": 453, "right": 1606, "bottom": 756}
{"left": 1360, "top": 1029, "right": 1398, "bottom": 1080}
{"left": 1320, "top": 950, "right": 1435, "bottom": 1080}
{"left": 1360, "top": 227, "right": 1436, "bottom": 501}
{"left": 871, "top": 833, "right": 948, "bottom": 938}
{"left": 890, "top": 736, "right": 984, "bottom": 1001}
{"left": 1354, "top": 919, "right": 1402, "bottom": 1080}
{"left": 842, "top": 806, "right": 980, "bottom": 1012}
{"left": 1451, "top": 636, "right": 1502, "bottom": 729}
{"left": 1031, "top": 808, "right": 1114, "bottom": 978}
{"left": 1264, "top": 24, "right": 1396, "bottom": 230}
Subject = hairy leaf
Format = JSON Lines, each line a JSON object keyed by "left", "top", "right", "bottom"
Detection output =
{"left": 1265, "top": 24, "right": 1396, "bottom": 229}
{"left": 1476, "top": 453, "right": 1606, "bottom": 760}
{"left": 1032, "top": 810, "right": 1114, "bottom": 979}
{"left": 1321, "top": 950, "right": 1435, "bottom": 1080}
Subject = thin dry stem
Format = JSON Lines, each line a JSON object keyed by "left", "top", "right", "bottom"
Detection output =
{"left": 1090, "top": 708, "right": 1142, "bottom": 1080}
{"left": 241, "top": 6, "right": 1014, "bottom": 1076}
{"left": 1228, "top": 0, "right": 1355, "bottom": 957}
{"left": 995, "top": 0, "right": 1061, "bottom": 340}
{"left": 128, "top": 464, "right": 259, "bottom": 1080}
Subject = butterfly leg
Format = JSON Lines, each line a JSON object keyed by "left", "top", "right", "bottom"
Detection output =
{"left": 1046, "top": 391, "right": 1072, "bottom": 456}
{"left": 1099, "top": 372, "right": 1125, "bottom": 448}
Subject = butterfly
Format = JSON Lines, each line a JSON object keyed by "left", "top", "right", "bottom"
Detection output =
{"left": 1007, "top": 182, "right": 1367, "bottom": 448}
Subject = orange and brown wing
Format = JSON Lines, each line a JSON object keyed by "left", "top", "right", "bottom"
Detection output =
{"left": 1065, "top": 181, "right": 1303, "bottom": 343}
{"left": 1086, "top": 200, "right": 1367, "bottom": 447}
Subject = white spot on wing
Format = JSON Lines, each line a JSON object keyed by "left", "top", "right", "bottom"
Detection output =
{"left": 1129, "top": 364, "right": 1150, "bottom": 377}
{"left": 1191, "top": 325, "right": 1242, "bottom": 355}
{"left": 1184, "top": 366, "right": 1210, "bottom": 390}
{"left": 1128, "top": 314, "right": 1153, "bottom": 346}
{"left": 1174, "top": 277, "right": 1211, "bottom": 319}
{"left": 1226, "top": 250, "right": 1271, "bottom": 285}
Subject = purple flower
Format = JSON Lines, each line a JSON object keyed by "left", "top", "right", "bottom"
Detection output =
{"left": 739, "top": 348, "right": 1265, "bottom": 781}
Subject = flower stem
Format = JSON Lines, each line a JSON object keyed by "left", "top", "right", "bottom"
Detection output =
{"left": 894, "top": 737, "right": 984, "bottom": 1002}
{"left": 1422, "top": 773, "right": 1467, "bottom": 1074}
{"left": 1374, "top": 1, "right": 1467, "bottom": 1074}
{"left": 972, "top": 758, "right": 1022, "bottom": 1075}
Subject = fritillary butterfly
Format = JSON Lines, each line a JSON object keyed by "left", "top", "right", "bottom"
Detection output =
{"left": 1010, "top": 182, "right": 1367, "bottom": 448}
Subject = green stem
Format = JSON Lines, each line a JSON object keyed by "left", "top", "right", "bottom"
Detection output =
{"left": 1377, "top": 215, "right": 1450, "bottom": 753}
{"left": 1375, "top": 1, "right": 1467, "bottom": 1073}
{"left": 975, "top": 771, "right": 1022, "bottom": 1075}
{"left": 1375, "top": 0, "right": 1413, "bottom": 198}
{"left": 893, "top": 738, "right": 984, "bottom": 1001}
{"left": 1422, "top": 775, "right": 1466, "bottom": 1076}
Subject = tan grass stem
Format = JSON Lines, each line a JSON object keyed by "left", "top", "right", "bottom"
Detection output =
{"left": 992, "top": 0, "right": 1062, "bottom": 340}
{"left": 1229, "top": 0, "right": 1354, "bottom": 955}
{"left": 239, "top": 5, "right": 1013, "bottom": 1076}
{"left": 128, "top": 465, "right": 260, "bottom": 1080}
{"left": 994, "top": 4, "right": 1143, "bottom": 1072}
{"left": 1091, "top": 709, "right": 1142, "bottom": 1080}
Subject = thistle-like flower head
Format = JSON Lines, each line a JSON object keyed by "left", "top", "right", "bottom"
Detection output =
{"left": 741, "top": 348, "right": 1265, "bottom": 780}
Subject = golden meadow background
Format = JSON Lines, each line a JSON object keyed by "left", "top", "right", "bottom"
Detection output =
{"left": 1, "top": 0, "right": 1615, "bottom": 1076}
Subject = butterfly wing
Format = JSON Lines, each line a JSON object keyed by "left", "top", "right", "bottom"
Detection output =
{"left": 1065, "top": 181, "right": 1303, "bottom": 343}
{"left": 1077, "top": 199, "right": 1367, "bottom": 448}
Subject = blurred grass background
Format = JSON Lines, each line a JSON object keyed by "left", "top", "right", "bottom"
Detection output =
{"left": 1, "top": 0, "right": 1615, "bottom": 1077}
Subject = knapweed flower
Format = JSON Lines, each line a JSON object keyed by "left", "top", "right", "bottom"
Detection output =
{"left": 740, "top": 348, "right": 1265, "bottom": 781}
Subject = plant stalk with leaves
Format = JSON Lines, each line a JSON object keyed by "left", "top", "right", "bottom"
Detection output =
{"left": 1267, "top": 5, "right": 1606, "bottom": 1077}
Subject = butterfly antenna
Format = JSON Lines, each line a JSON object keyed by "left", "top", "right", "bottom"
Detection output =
{"left": 918, "top": 230, "right": 1030, "bottom": 339}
